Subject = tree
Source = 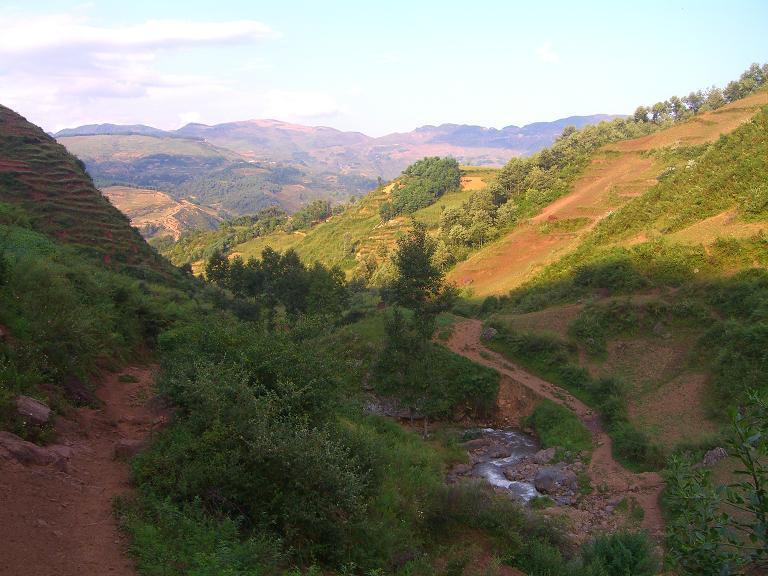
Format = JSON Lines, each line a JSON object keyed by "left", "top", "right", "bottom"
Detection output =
{"left": 633, "top": 106, "right": 649, "bottom": 123}
{"left": 205, "top": 250, "right": 230, "bottom": 284}
{"left": 388, "top": 222, "right": 454, "bottom": 332}
{"left": 683, "top": 91, "right": 705, "bottom": 114}
{"left": 666, "top": 391, "right": 768, "bottom": 574}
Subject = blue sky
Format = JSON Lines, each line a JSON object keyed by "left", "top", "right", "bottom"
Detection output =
{"left": 1, "top": 0, "right": 766, "bottom": 134}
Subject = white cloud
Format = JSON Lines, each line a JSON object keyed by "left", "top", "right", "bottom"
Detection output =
{"left": 536, "top": 41, "right": 559, "bottom": 64}
{"left": 0, "top": 12, "right": 284, "bottom": 130}
{"left": 0, "top": 15, "right": 277, "bottom": 54}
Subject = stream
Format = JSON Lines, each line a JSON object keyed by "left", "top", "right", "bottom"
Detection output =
{"left": 467, "top": 428, "right": 540, "bottom": 502}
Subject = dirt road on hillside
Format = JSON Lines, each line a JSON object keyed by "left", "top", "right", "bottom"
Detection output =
{"left": 446, "top": 319, "right": 665, "bottom": 537}
{"left": 0, "top": 366, "right": 161, "bottom": 576}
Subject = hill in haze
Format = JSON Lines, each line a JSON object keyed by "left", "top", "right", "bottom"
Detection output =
{"left": 55, "top": 114, "right": 618, "bottom": 237}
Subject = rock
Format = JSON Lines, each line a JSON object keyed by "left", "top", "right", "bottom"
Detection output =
{"left": 463, "top": 437, "right": 492, "bottom": 450}
{"left": 701, "top": 447, "right": 728, "bottom": 468}
{"left": 14, "top": 395, "right": 51, "bottom": 425}
{"left": 451, "top": 464, "right": 472, "bottom": 476}
{"left": 480, "top": 327, "right": 498, "bottom": 341}
{"left": 489, "top": 447, "right": 512, "bottom": 459}
{"left": 114, "top": 438, "right": 146, "bottom": 460}
{"left": 533, "top": 447, "right": 557, "bottom": 465}
{"left": 534, "top": 465, "right": 578, "bottom": 494}
{"left": 0, "top": 431, "right": 67, "bottom": 470}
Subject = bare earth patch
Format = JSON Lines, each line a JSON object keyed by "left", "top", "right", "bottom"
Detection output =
{"left": 0, "top": 365, "right": 162, "bottom": 576}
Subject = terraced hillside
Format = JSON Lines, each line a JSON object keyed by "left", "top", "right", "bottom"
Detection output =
{"left": 221, "top": 167, "right": 498, "bottom": 275}
{"left": 58, "top": 132, "right": 378, "bottom": 216}
{"left": 102, "top": 186, "right": 224, "bottom": 239}
{"left": 448, "top": 91, "right": 768, "bottom": 296}
{"left": 0, "top": 105, "right": 169, "bottom": 275}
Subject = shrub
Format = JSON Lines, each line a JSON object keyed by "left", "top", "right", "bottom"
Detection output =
{"left": 580, "top": 532, "right": 659, "bottom": 576}
{"left": 524, "top": 400, "right": 592, "bottom": 454}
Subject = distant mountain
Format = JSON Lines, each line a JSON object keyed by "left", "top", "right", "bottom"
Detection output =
{"left": 171, "top": 114, "right": 622, "bottom": 179}
{"left": 55, "top": 123, "right": 171, "bottom": 137}
{"left": 54, "top": 113, "right": 622, "bottom": 235}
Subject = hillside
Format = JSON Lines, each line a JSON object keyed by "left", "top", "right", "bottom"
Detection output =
{"left": 448, "top": 91, "right": 768, "bottom": 295}
{"left": 169, "top": 167, "right": 499, "bottom": 273}
{"left": 56, "top": 132, "right": 365, "bottom": 218}
{"left": 102, "top": 186, "right": 224, "bottom": 239}
{"left": 0, "top": 105, "right": 169, "bottom": 276}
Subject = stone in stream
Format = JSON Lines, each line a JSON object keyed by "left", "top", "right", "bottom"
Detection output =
{"left": 14, "top": 395, "right": 51, "bottom": 425}
{"left": 463, "top": 437, "right": 493, "bottom": 450}
{"left": 533, "top": 447, "right": 557, "bottom": 464}
{"left": 534, "top": 464, "right": 578, "bottom": 494}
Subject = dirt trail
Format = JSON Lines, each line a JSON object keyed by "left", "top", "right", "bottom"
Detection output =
{"left": 446, "top": 320, "right": 664, "bottom": 536}
{"left": 0, "top": 365, "right": 160, "bottom": 576}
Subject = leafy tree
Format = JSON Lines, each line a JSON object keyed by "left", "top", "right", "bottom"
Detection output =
{"left": 666, "top": 392, "right": 768, "bottom": 575}
{"left": 388, "top": 222, "right": 454, "bottom": 332}
{"left": 204, "top": 250, "right": 229, "bottom": 284}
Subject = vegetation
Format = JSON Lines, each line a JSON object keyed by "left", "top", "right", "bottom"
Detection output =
{"left": 379, "top": 157, "right": 460, "bottom": 221}
{"left": 665, "top": 392, "right": 767, "bottom": 575}
{"left": 154, "top": 206, "right": 289, "bottom": 265}
{"left": 523, "top": 400, "right": 592, "bottom": 454}
{"left": 487, "top": 324, "right": 663, "bottom": 471}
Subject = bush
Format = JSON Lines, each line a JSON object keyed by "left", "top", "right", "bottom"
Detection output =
{"left": 524, "top": 400, "right": 592, "bottom": 454}
{"left": 610, "top": 423, "right": 665, "bottom": 472}
{"left": 580, "top": 532, "right": 659, "bottom": 576}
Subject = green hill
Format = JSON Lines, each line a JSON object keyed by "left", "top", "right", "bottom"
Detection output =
{"left": 162, "top": 166, "right": 499, "bottom": 274}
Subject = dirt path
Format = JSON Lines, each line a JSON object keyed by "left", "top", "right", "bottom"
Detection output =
{"left": 446, "top": 319, "right": 665, "bottom": 537}
{"left": 0, "top": 365, "right": 161, "bottom": 576}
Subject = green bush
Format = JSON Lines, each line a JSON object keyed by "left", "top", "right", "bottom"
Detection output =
{"left": 580, "top": 532, "right": 659, "bottom": 576}
{"left": 524, "top": 400, "right": 592, "bottom": 454}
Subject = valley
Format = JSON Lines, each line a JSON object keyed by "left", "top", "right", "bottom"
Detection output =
{"left": 1, "top": 16, "right": 767, "bottom": 574}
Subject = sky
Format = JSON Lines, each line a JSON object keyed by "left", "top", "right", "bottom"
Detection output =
{"left": 1, "top": 0, "right": 767, "bottom": 135}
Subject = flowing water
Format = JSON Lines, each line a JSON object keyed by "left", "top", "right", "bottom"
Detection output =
{"left": 469, "top": 428, "right": 540, "bottom": 501}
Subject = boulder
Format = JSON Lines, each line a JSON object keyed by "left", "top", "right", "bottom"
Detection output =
{"left": 14, "top": 395, "right": 51, "bottom": 425}
{"left": 533, "top": 447, "right": 557, "bottom": 465}
{"left": 701, "top": 447, "right": 728, "bottom": 468}
{"left": 489, "top": 447, "right": 512, "bottom": 459}
{"left": 114, "top": 438, "right": 146, "bottom": 460}
{"left": 534, "top": 465, "right": 578, "bottom": 494}
{"left": 0, "top": 431, "right": 67, "bottom": 470}
{"left": 463, "top": 437, "right": 492, "bottom": 450}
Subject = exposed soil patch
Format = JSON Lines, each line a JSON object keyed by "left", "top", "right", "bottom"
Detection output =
{"left": 0, "top": 365, "right": 161, "bottom": 576}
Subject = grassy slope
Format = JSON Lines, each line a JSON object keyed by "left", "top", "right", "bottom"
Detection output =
{"left": 485, "top": 94, "right": 768, "bottom": 452}
{"left": 228, "top": 167, "right": 498, "bottom": 272}
{"left": 0, "top": 105, "right": 170, "bottom": 276}
{"left": 448, "top": 91, "right": 768, "bottom": 296}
